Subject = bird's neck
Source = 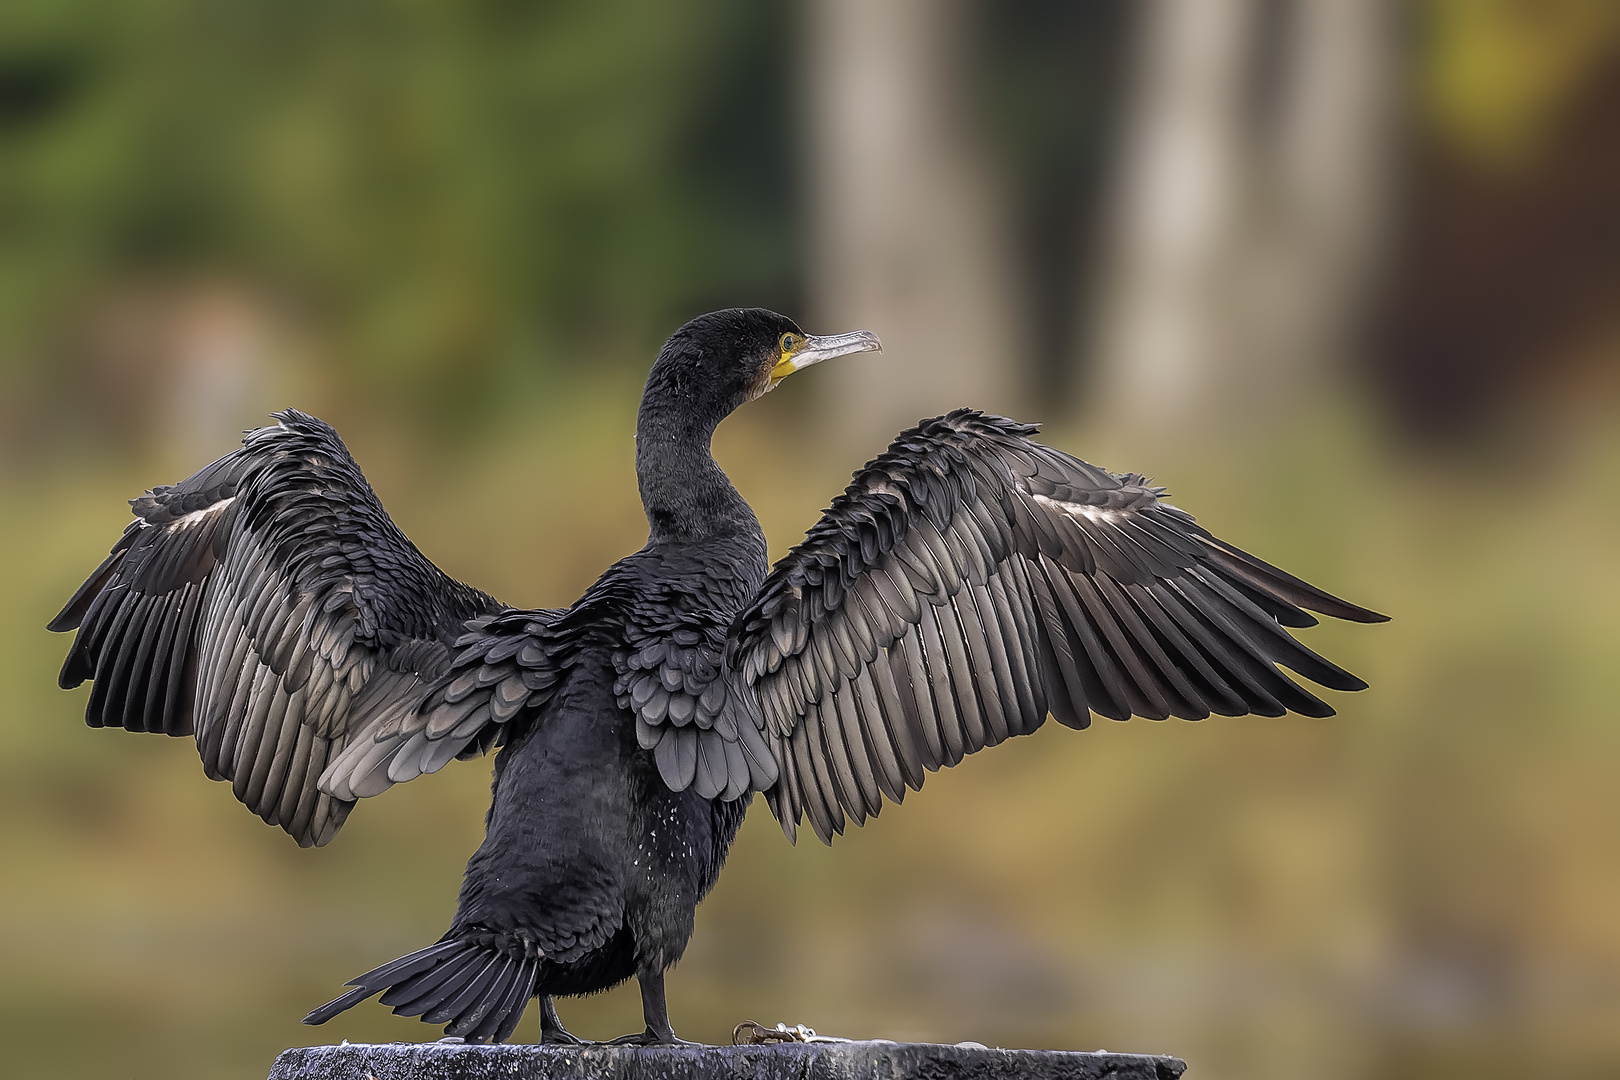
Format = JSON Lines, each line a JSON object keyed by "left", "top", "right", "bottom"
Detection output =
{"left": 635, "top": 401, "right": 759, "bottom": 546}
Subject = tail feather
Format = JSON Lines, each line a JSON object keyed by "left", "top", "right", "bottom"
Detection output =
{"left": 303, "top": 938, "right": 538, "bottom": 1042}
{"left": 475, "top": 957, "right": 538, "bottom": 1044}
{"left": 423, "top": 952, "right": 507, "bottom": 1025}
{"left": 300, "top": 983, "right": 376, "bottom": 1028}
{"left": 344, "top": 938, "right": 462, "bottom": 991}
{"left": 454, "top": 955, "right": 519, "bottom": 1039}
{"left": 392, "top": 949, "right": 489, "bottom": 1016}
{"left": 380, "top": 948, "right": 485, "bottom": 1013}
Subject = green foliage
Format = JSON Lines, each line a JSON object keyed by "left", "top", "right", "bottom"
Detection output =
{"left": 0, "top": 0, "right": 797, "bottom": 423}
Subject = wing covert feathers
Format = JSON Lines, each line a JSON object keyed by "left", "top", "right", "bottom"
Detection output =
{"left": 729, "top": 409, "right": 1386, "bottom": 845}
{"left": 320, "top": 607, "right": 562, "bottom": 803}
{"left": 612, "top": 615, "right": 776, "bottom": 802}
{"left": 50, "top": 410, "right": 501, "bottom": 846}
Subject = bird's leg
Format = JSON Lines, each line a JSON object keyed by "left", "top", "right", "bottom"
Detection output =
{"left": 539, "top": 995, "right": 586, "bottom": 1045}
{"left": 605, "top": 971, "right": 701, "bottom": 1046}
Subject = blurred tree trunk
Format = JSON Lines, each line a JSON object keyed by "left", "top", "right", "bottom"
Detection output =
{"left": 806, "top": 0, "right": 1026, "bottom": 449}
{"left": 68, "top": 281, "right": 272, "bottom": 464}
{"left": 1087, "top": 0, "right": 1394, "bottom": 431}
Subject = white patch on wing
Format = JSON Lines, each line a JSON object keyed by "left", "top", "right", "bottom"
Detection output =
{"left": 865, "top": 477, "right": 903, "bottom": 500}
{"left": 158, "top": 496, "right": 236, "bottom": 530}
{"left": 1032, "top": 492, "right": 1122, "bottom": 523}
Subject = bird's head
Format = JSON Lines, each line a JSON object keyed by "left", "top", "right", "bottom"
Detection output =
{"left": 645, "top": 308, "right": 882, "bottom": 427}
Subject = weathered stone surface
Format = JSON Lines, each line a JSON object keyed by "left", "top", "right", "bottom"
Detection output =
{"left": 268, "top": 1041, "right": 1186, "bottom": 1080}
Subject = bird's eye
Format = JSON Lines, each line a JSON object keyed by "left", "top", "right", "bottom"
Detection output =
{"left": 780, "top": 333, "right": 798, "bottom": 352}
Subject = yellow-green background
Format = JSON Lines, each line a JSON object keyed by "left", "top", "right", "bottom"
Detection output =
{"left": 3, "top": 3, "right": 1618, "bottom": 1079}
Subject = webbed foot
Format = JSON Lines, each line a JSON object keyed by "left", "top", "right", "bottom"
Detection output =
{"left": 540, "top": 996, "right": 588, "bottom": 1045}
{"left": 606, "top": 1027, "right": 703, "bottom": 1047}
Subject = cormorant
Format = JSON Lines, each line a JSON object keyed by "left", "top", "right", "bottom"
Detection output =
{"left": 50, "top": 308, "right": 1386, "bottom": 1045}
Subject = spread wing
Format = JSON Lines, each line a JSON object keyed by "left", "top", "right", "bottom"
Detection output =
{"left": 50, "top": 410, "right": 504, "bottom": 846}
{"left": 727, "top": 410, "right": 1387, "bottom": 844}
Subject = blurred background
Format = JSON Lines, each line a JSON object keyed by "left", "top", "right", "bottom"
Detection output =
{"left": 3, "top": 1, "right": 1618, "bottom": 1078}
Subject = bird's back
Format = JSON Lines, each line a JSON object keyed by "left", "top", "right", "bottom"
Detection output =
{"left": 446, "top": 535, "right": 765, "bottom": 977}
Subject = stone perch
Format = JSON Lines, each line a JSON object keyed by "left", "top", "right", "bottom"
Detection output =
{"left": 268, "top": 1042, "right": 1188, "bottom": 1080}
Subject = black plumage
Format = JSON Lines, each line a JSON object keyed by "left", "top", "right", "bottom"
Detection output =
{"left": 50, "top": 307, "right": 1386, "bottom": 1044}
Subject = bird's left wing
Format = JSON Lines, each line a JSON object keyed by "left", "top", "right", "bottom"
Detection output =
{"left": 726, "top": 410, "right": 1387, "bottom": 844}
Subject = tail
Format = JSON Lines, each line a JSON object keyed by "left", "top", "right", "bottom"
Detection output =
{"left": 303, "top": 937, "right": 539, "bottom": 1044}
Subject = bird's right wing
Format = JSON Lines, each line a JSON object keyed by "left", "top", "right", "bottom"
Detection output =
{"left": 727, "top": 410, "right": 1387, "bottom": 844}
{"left": 51, "top": 410, "right": 506, "bottom": 846}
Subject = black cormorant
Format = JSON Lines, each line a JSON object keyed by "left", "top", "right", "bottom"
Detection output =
{"left": 50, "top": 307, "right": 1386, "bottom": 1045}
